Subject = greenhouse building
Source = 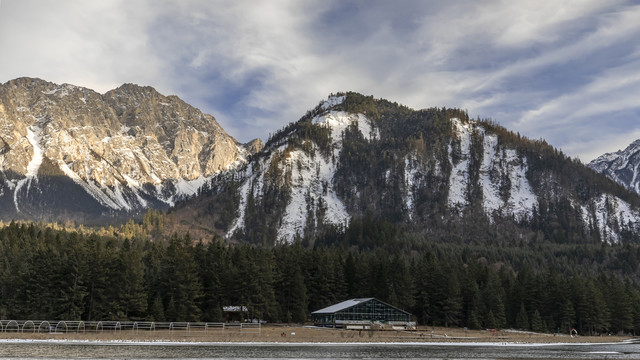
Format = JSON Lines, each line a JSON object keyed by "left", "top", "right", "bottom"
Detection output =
{"left": 311, "top": 298, "right": 415, "bottom": 329}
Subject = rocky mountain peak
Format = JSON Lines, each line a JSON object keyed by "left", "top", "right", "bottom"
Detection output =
{"left": 0, "top": 77, "right": 260, "bottom": 222}
{"left": 244, "top": 138, "right": 265, "bottom": 154}
{"left": 589, "top": 139, "right": 640, "bottom": 195}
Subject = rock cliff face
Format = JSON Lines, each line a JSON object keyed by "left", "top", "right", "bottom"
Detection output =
{"left": 0, "top": 77, "right": 261, "bottom": 222}
{"left": 589, "top": 140, "right": 640, "bottom": 195}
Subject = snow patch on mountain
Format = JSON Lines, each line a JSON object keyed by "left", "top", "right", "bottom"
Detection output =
{"left": 503, "top": 150, "right": 537, "bottom": 217}
{"left": 227, "top": 161, "right": 269, "bottom": 237}
{"left": 479, "top": 133, "right": 537, "bottom": 219}
{"left": 13, "top": 126, "right": 44, "bottom": 212}
{"left": 404, "top": 155, "right": 419, "bottom": 220}
{"left": 480, "top": 134, "right": 503, "bottom": 214}
{"left": 580, "top": 194, "right": 639, "bottom": 243}
{"left": 171, "top": 176, "right": 210, "bottom": 203}
{"left": 448, "top": 118, "right": 471, "bottom": 210}
{"left": 227, "top": 176, "right": 251, "bottom": 236}
{"left": 277, "top": 147, "right": 349, "bottom": 242}
{"left": 25, "top": 126, "right": 43, "bottom": 179}
{"left": 58, "top": 162, "right": 126, "bottom": 210}
{"left": 321, "top": 95, "right": 346, "bottom": 110}
{"left": 314, "top": 111, "right": 373, "bottom": 143}
{"left": 448, "top": 118, "right": 537, "bottom": 219}
{"left": 229, "top": 110, "right": 375, "bottom": 243}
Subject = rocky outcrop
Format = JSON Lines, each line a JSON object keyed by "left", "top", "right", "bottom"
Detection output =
{"left": 589, "top": 140, "right": 640, "bottom": 195}
{"left": 0, "top": 77, "right": 260, "bottom": 222}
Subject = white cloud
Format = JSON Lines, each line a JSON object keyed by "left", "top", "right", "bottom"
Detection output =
{"left": 565, "top": 128, "right": 640, "bottom": 163}
{"left": 0, "top": 0, "right": 168, "bottom": 93}
{"left": 1, "top": 0, "right": 639, "bottom": 161}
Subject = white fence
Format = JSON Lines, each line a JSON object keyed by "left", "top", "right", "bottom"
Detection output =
{"left": 0, "top": 320, "right": 260, "bottom": 335}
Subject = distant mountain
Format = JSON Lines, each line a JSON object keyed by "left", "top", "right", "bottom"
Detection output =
{"left": 0, "top": 77, "right": 262, "bottom": 223}
{"left": 172, "top": 92, "right": 640, "bottom": 245}
{"left": 589, "top": 140, "right": 640, "bottom": 195}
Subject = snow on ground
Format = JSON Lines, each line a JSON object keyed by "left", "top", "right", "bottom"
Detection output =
{"left": 448, "top": 118, "right": 470, "bottom": 210}
{"left": 13, "top": 126, "right": 44, "bottom": 212}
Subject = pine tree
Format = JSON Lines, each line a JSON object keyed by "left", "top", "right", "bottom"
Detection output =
{"left": 560, "top": 299, "right": 576, "bottom": 333}
{"left": 516, "top": 303, "right": 529, "bottom": 330}
{"left": 606, "top": 278, "right": 632, "bottom": 333}
{"left": 531, "top": 310, "right": 545, "bottom": 333}
{"left": 159, "top": 234, "right": 202, "bottom": 321}
{"left": 118, "top": 240, "right": 147, "bottom": 319}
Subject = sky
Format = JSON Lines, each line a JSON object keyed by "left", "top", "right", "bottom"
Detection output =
{"left": 1, "top": 0, "right": 639, "bottom": 162}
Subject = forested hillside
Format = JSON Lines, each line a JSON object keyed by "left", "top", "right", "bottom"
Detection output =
{"left": 2, "top": 222, "right": 640, "bottom": 335}
{"left": 4, "top": 90, "right": 640, "bottom": 337}
{"left": 173, "top": 92, "right": 640, "bottom": 246}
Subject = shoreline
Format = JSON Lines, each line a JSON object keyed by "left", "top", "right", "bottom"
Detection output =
{"left": 0, "top": 338, "right": 635, "bottom": 348}
{"left": 0, "top": 325, "right": 634, "bottom": 345}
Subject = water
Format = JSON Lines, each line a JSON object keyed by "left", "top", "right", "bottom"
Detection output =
{"left": 0, "top": 341, "right": 639, "bottom": 359}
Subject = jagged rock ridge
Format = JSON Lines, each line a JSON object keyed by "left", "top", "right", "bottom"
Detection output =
{"left": 589, "top": 140, "right": 640, "bottom": 195}
{"left": 0, "top": 77, "right": 262, "bottom": 222}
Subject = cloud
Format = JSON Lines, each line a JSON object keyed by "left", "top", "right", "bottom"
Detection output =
{"left": 1, "top": 0, "right": 639, "bottom": 161}
{"left": 0, "top": 0, "right": 170, "bottom": 92}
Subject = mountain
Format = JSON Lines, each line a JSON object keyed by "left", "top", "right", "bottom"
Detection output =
{"left": 589, "top": 140, "right": 640, "bottom": 195}
{"left": 172, "top": 92, "right": 640, "bottom": 245}
{"left": 0, "top": 77, "right": 262, "bottom": 223}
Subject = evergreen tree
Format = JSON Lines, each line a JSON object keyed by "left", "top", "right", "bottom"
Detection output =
{"left": 531, "top": 310, "right": 545, "bottom": 333}
{"left": 516, "top": 303, "right": 529, "bottom": 330}
{"left": 159, "top": 234, "right": 202, "bottom": 321}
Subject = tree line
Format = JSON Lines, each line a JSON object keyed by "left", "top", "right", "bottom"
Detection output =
{"left": 1, "top": 221, "right": 640, "bottom": 336}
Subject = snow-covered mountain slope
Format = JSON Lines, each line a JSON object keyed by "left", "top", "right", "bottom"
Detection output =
{"left": 447, "top": 118, "right": 537, "bottom": 220}
{"left": 180, "top": 92, "right": 640, "bottom": 245}
{"left": 0, "top": 77, "right": 262, "bottom": 222}
{"left": 227, "top": 108, "right": 370, "bottom": 241}
{"left": 589, "top": 139, "right": 640, "bottom": 195}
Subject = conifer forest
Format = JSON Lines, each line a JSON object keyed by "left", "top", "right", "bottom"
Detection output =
{"left": 2, "top": 219, "right": 640, "bottom": 336}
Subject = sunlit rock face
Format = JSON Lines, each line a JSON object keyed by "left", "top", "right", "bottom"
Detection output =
{"left": 0, "top": 77, "right": 262, "bottom": 222}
